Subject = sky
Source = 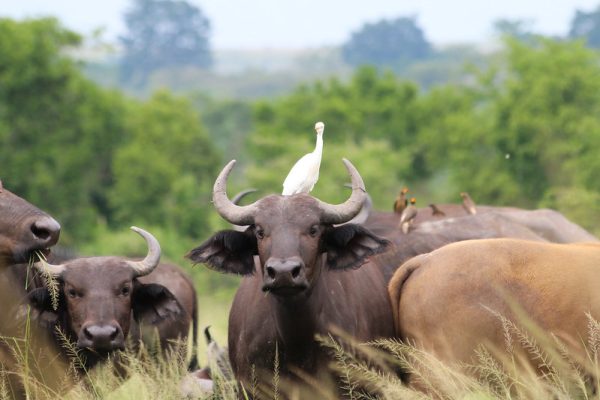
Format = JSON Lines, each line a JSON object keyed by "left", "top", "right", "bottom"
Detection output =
{"left": 2, "top": 0, "right": 599, "bottom": 49}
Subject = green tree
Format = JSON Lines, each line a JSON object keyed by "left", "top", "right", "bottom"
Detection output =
{"left": 245, "top": 67, "right": 421, "bottom": 208}
{"left": 244, "top": 36, "right": 600, "bottom": 230}
{"left": 0, "top": 18, "right": 129, "bottom": 242}
{"left": 437, "top": 38, "right": 600, "bottom": 211}
{"left": 109, "top": 91, "right": 220, "bottom": 237}
{"left": 0, "top": 18, "right": 222, "bottom": 246}
{"left": 119, "top": 0, "right": 212, "bottom": 85}
{"left": 342, "top": 17, "right": 432, "bottom": 70}
{"left": 569, "top": 5, "right": 600, "bottom": 48}
{"left": 192, "top": 94, "right": 253, "bottom": 164}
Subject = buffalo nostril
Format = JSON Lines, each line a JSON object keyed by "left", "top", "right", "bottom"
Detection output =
{"left": 30, "top": 217, "right": 61, "bottom": 243}
{"left": 83, "top": 327, "right": 93, "bottom": 340}
{"left": 291, "top": 266, "right": 301, "bottom": 279}
{"left": 266, "top": 266, "right": 276, "bottom": 279}
{"left": 109, "top": 327, "right": 118, "bottom": 340}
{"left": 31, "top": 223, "right": 50, "bottom": 241}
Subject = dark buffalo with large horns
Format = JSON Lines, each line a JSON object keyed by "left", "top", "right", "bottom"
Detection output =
{"left": 28, "top": 227, "right": 198, "bottom": 370}
{"left": 187, "top": 159, "right": 394, "bottom": 397}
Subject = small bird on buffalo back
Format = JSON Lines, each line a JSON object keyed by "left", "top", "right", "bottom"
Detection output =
{"left": 460, "top": 192, "right": 477, "bottom": 215}
{"left": 282, "top": 122, "right": 324, "bottom": 195}
{"left": 429, "top": 203, "right": 446, "bottom": 217}
{"left": 399, "top": 197, "right": 417, "bottom": 234}
{"left": 393, "top": 187, "right": 409, "bottom": 214}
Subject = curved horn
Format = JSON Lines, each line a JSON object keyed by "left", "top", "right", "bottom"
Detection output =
{"left": 231, "top": 188, "right": 258, "bottom": 232}
{"left": 317, "top": 158, "right": 367, "bottom": 224}
{"left": 340, "top": 183, "right": 372, "bottom": 225}
{"left": 231, "top": 188, "right": 258, "bottom": 205}
{"left": 126, "top": 226, "right": 161, "bottom": 277}
{"left": 33, "top": 259, "right": 66, "bottom": 277}
{"left": 212, "top": 160, "right": 258, "bottom": 225}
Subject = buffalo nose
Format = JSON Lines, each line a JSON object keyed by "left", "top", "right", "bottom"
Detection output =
{"left": 30, "top": 216, "right": 61, "bottom": 247}
{"left": 266, "top": 264, "right": 301, "bottom": 279}
{"left": 81, "top": 324, "right": 123, "bottom": 350}
{"left": 263, "top": 258, "right": 307, "bottom": 291}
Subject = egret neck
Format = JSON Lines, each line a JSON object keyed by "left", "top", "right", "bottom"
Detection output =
{"left": 314, "top": 129, "right": 323, "bottom": 161}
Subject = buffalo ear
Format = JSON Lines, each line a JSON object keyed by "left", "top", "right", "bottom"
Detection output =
{"left": 323, "top": 224, "right": 390, "bottom": 270}
{"left": 27, "top": 287, "right": 61, "bottom": 327}
{"left": 132, "top": 283, "right": 183, "bottom": 322}
{"left": 28, "top": 287, "right": 56, "bottom": 312}
{"left": 185, "top": 228, "right": 257, "bottom": 275}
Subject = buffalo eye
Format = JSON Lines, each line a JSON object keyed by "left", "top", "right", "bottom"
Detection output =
{"left": 255, "top": 225, "right": 265, "bottom": 240}
{"left": 67, "top": 288, "right": 79, "bottom": 298}
{"left": 120, "top": 285, "right": 131, "bottom": 297}
{"left": 309, "top": 225, "right": 319, "bottom": 237}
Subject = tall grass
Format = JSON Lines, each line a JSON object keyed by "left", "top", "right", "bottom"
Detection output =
{"left": 5, "top": 314, "right": 600, "bottom": 399}
{"left": 6, "top": 258, "right": 600, "bottom": 400}
{"left": 0, "top": 335, "right": 240, "bottom": 400}
{"left": 318, "top": 313, "right": 600, "bottom": 400}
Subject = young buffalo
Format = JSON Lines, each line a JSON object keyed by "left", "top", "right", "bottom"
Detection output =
{"left": 29, "top": 227, "right": 198, "bottom": 370}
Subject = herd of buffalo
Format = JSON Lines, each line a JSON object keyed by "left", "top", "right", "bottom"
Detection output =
{"left": 2, "top": 158, "right": 600, "bottom": 399}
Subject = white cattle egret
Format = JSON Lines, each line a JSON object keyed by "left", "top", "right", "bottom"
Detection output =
{"left": 282, "top": 121, "right": 324, "bottom": 195}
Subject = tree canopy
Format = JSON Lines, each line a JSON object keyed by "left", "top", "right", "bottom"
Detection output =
{"left": 569, "top": 5, "right": 600, "bottom": 48}
{"left": 0, "top": 18, "right": 220, "bottom": 247}
{"left": 342, "top": 17, "right": 432, "bottom": 70}
{"left": 109, "top": 90, "right": 219, "bottom": 237}
{"left": 3, "top": 16, "right": 600, "bottom": 253}
{"left": 244, "top": 38, "right": 600, "bottom": 233}
{"left": 119, "top": 0, "right": 212, "bottom": 85}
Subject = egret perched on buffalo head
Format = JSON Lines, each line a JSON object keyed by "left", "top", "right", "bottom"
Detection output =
{"left": 282, "top": 121, "right": 325, "bottom": 195}
{"left": 281, "top": 122, "right": 325, "bottom": 195}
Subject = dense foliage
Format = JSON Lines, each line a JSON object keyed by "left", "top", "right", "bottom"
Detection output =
{"left": 244, "top": 39, "right": 600, "bottom": 233}
{"left": 0, "top": 18, "right": 220, "bottom": 248}
{"left": 2, "top": 17, "right": 600, "bottom": 265}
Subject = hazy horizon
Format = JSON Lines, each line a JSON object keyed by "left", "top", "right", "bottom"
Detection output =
{"left": 2, "top": 0, "right": 600, "bottom": 49}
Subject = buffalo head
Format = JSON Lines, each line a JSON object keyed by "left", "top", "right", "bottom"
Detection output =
{"left": 187, "top": 159, "right": 389, "bottom": 297}
{"left": 0, "top": 180, "right": 61, "bottom": 264}
{"left": 29, "top": 227, "right": 183, "bottom": 360}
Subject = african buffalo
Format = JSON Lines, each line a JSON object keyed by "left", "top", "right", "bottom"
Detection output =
{"left": 362, "top": 205, "right": 597, "bottom": 244}
{"left": 0, "top": 180, "right": 67, "bottom": 398}
{"left": 187, "top": 159, "right": 394, "bottom": 396}
{"left": 28, "top": 227, "right": 198, "bottom": 370}
{"left": 373, "top": 212, "right": 550, "bottom": 282}
{"left": 0, "top": 180, "right": 61, "bottom": 265}
{"left": 388, "top": 238, "right": 600, "bottom": 377}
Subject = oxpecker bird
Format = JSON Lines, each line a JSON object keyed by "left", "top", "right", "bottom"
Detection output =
{"left": 461, "top": 192, "right": 477, "bottom": 215}
{"left": 429, "top": 203, "right": 446, "bottom": 217}
{"left": 399, "top": 197, "right": 417, "bottom": 234}
{"left": 393, "top": 187, "right": 409, "bottom": 214}
{"left": 282, "top": 122, "right": 324, "bottom": 195}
